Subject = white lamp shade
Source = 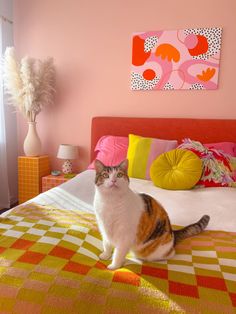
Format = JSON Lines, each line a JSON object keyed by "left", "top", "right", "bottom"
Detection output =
{"left": 57, "top": 144, "right": 78, "bottom": 160}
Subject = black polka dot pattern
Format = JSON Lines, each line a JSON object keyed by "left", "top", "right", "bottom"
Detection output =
{"left": 144, "top": 36, "right": 158, "bottom": 52}
{"left": 131, "top": 72, "right": 160, "bottom": 90}
{"left": 189, "top": 83, "right": 205, "bottom": 90}
{"left": 62, "top": 160, "right": 72, "bottom": 174}
{"left": 163, "top": 82, "right": 174, "bottom": 90}
{"left": 184, "top": 27, "right": 222, "bottom": 60}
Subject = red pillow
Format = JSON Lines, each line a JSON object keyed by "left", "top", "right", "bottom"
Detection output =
{"left": 179, "top": 139, "right": 235, "bottom": 188}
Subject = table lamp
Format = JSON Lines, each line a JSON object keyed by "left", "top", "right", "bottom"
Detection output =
{"left": 57, "top": 144, "right": 78, "bottom": 174}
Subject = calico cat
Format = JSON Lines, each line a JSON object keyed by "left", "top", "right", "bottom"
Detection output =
{"left": 93, "top": 159, "right": 210, "bottom": 270}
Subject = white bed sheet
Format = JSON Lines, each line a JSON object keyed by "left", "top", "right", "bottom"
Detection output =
{"left": 4, "top": 170, "right": 236, "bottom": 232}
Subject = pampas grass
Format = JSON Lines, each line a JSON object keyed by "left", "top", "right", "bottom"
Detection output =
{"left": 3, "top": 47, "right": 55, "bottom": 122}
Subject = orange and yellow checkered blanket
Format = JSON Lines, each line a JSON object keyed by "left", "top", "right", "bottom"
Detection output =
{"left": 0, "top": 203, "right": 235, "bottom": 314}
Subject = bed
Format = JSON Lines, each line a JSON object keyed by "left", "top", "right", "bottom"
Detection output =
{"left": 0, "top": 117, "right": 236, "bottom": 314}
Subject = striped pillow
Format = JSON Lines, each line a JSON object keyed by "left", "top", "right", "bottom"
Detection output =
{"left": 127, "top": 134, "right": 178, "bottom": 180}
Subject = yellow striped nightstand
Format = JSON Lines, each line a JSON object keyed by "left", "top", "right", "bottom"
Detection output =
{"left": 18, "top": 156, "right": 50, "bottom": 204}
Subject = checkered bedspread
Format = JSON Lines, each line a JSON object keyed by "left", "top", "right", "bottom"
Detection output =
{"left": 0, "top": 204, "right": 235, "bottom": 314}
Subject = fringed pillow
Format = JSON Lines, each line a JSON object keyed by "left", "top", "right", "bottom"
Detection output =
{"left": 178, "top": 139, "right": 235, "bottom": 188}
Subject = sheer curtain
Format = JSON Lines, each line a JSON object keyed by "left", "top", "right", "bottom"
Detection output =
{"left": 0, "top": 8, "right": 15, "bottom": 208}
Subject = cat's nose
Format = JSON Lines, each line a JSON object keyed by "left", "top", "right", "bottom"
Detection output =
{"left": 111, "top": 179, "right": 116, "bottom": 183}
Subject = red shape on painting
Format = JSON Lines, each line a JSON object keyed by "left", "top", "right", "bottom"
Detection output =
{"left": 132, "top": 35, "right": 151, "bottom": 66}
{"left": 143, "top": 69, "right": 156, "bottom": 80}
{"left": 188, "top": 35, "right": 208, "bottom": 56}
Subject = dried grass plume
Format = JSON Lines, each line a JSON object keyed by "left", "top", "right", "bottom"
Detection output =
{"left": 3, "top": 47, "right": 56, "bottom": 122}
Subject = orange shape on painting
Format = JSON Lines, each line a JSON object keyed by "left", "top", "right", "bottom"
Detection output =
{"left": 155, "top": 44, "right": 180, "bottom": 62}
{"left": 132, "top": 36, "right": 151, "bottom": 66}
{"left": 197, "top": 68, "right": 216, "bottom": 81}
{"left": 188, "top": 35, "right": 208, "bottom": 56}
{"left": 143, "top": 69, "right": 156, "bottom": 80}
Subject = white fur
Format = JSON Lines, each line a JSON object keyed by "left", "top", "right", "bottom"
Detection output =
{"left": 141, "top": 237, "right": 175, "bottom": 262}
{"left": 93, "top": 169, "right": 143, "bottom": 269}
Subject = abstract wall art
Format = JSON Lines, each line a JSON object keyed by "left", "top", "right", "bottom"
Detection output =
{"left": 131, "top": 27, "right": 222, "bottom": 90}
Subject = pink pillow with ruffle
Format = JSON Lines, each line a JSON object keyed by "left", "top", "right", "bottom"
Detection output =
{"left": 205, "top": 142, "right": 236, "bottom": 157}
{"left": 88, "top": 135, "right": 128, "bottom": 169}
{"left": 179, "top": 139, "right": 235, "bottom": 188}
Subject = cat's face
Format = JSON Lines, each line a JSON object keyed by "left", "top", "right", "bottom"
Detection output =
{"left": 94, "top": 159, "right": 129, "bottom": 193}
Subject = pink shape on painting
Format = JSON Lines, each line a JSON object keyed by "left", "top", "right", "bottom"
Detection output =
{"left": 167, "top": 70, "right": 185, "bottom": 89}
{"left": 184, "top": 34, "right": 198, "bottom": 49}
{"left": 179, "top": 59, "right": 219, "bottom": 89}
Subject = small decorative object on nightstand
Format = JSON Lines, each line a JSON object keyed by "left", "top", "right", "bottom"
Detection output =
{"left": 57, "top": 144, "right": 78, "bottom": 174}
{"left": 51, "top": 170, "right": 61, "bottom": 176}
{"left": 42, "top": 174, "right": 74, "bottom": 192}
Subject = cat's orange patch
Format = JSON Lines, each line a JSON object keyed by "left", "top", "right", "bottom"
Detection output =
{"left": 135, "top": 197, "right": 173, "bottom": 258}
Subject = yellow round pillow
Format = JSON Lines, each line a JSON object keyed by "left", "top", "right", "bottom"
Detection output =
{"left": 150, "top": 149, "right": 203, "bottom": 190}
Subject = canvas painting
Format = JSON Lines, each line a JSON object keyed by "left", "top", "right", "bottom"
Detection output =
{"left": 131, "top": 27, "right": 222, "bottom": 90}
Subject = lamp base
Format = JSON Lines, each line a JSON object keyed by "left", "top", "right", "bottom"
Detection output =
{"left": 62, "top": 160, "right": 72, "bottom": 174}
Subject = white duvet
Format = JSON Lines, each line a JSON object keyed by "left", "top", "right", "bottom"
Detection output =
{"left": 4, "top": 170, "right": 236, "bottom": 232}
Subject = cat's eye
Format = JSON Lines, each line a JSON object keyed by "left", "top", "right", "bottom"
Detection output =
{"left": 117, "top": 172, "right": 123, "bottom": 178}
{"left": 102, "top": 173, "right": 109, "bottom": 178}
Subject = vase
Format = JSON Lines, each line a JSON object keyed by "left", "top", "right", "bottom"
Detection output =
{"left": 23, "top": 122, "right": 42, "bottom": 156}
{"left": 62, "top": 160, "right": 73, "bottom": 174}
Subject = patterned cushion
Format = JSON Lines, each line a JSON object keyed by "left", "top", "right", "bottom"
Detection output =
{"left": 150, "top": 149, "right": 203, "bottom": 190}
{"left": 230, "top": 157, "right": 236, "bottom": 182}
{"left": 127, "top": 134, "right": 178, "bottom": 180}
{"left": 88, "top": 135, "right": 128, "bottom": 169}
{"left": 179, "top": 139, "right": 235, "bottom": 188}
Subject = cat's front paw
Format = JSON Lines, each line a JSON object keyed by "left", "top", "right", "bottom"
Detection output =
{"left": 107, "top": 262, "right": 122, "bottom": 270}
{"left": 99, "top": 252, "right": 112, "bottom": 260}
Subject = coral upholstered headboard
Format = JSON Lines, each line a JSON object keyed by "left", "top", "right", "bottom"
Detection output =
{"left": 90, "top": 117, "right": 236, "bottom": 161}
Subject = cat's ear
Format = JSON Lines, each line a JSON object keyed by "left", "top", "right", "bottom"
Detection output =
{"left": 94, "top": 159, "right": 105, "bottom": 173}
{"left": 119, "top": 159, "right": 128, "bottom": 172}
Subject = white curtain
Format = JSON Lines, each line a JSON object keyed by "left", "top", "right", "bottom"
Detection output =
{"left": 0, "top": 13, "right": 14, "bottom": 208}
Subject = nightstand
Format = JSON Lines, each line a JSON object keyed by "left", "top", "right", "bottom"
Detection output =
{"left": 18, "top": 155, "right": 50, "bottom": 204}
{"left": 42, "top": 174, "right": 71, "bottom": 192}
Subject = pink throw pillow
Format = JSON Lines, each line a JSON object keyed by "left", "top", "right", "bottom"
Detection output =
{"left": 88, "top": 135, "right": 129, "bottom": 169}
{"left": 205, "top": 142, "right": 236, "bottom": 157}
{"left": 179, "top": 139, "right": 235, "bottom": 188}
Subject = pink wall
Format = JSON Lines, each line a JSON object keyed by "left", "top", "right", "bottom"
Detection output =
{"left": 14, "top": 0, "right": 236, "bottom": 171}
